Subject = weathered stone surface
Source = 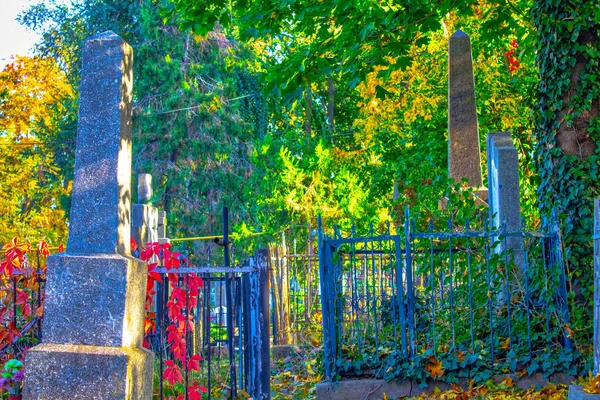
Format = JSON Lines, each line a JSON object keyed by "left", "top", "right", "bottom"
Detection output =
{"left": 42, "top": 253, "right": 146, "bottom": 347}
{"left": 272, "top": 345, "right": 303, "bottom": 360}
{"left": 316, "top": 374, "right": 576, "bottom": 400}
{"left": 67, "top": 31, "right": 133, "bottom": 256}
{"left": 158, "top": 210, "right": 169, "bottom": 243}
{"left": 316, "top": 379, "right": 451, "bottom": 400}
{"left": 23, "top": 343, "right": 153, "bottom": 400}
{"left": 569, "top": 385, "right": 600, "bottom": 400}
{"left": 132, "top": 204, "right": 158, "bottom": 248}
{"left": 487, "top": 132, "right": 522, "bottom": 267}
{"left": 448, "top": 30, "right": 483, "bottom": 188}
{"left": 137, "top": 173, "right": 153, "bottom": 204}
{"left": 487, "top": 132, "right": 521, "bottom": 232}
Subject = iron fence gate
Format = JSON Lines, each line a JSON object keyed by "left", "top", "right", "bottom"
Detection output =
{"left": 318, "top": 207, "right": 571, "bottom": 380}
{"left": 147, "top": 250, "right": 270, "bottom": 400}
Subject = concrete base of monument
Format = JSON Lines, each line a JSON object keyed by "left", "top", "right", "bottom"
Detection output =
{"left": 316, "top": 373, "right": 574, "bottom": 400}
{"left": 569, "top": 386, "right": 600, "bottom": 400}
{"left": 43, "top": 253, "right": 147, "bottom": 348}
{"left": 22, "top": 343, "right": 154, "bottom": 400}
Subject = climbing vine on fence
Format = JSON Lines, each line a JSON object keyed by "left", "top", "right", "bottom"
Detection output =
{"left": 0, "top": 238, "right": 53, "bottom": 357}
{"left": 140, "top": 241, "right": 207, "bottom": 399}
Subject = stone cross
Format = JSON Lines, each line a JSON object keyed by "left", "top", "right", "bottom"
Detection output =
{"left": 448, "top": 30, "right": 483, "bottom": 188}
{"left": 23, "top": 31, "right": 153, "bottom": 399}
{"left": 487, "top": 132, "right": 523, "bottom": 267}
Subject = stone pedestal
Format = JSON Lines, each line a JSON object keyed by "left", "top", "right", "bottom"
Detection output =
{"left": 38, "top": 253, "right": 147, "bottom": 347}
{"left": 23, "top": 344, "right": 153, "bottom": 399}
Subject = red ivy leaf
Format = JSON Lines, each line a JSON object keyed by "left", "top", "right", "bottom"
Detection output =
{"left": 163, "top": 361, "right": 183, "bottom": 386}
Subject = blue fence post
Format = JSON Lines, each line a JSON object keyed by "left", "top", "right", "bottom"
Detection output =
{"left": 551, "top": 208, "right": 572, "bottom": 349}
{"left": 244, "top": 249, "right": 271, "bottom": 400}
{"left": 222, "top": 207, "right": 237, "bottom": 398}
{"left": 394, "top": 237, "right": 408, "bottom": 356}
{"left": 594, "top": 198, "right": 600, "bottom": 375}
{"left": 317, "top": 215, "right": 334, "bottom": 379}
{"left": 404, "top": 206, "right": 415, "bottom": 356}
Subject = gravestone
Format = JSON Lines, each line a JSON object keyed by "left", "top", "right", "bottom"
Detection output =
{"left": 23, "top": 31, "right": 153, "bottom": 399}
{"left": 448, "top": 30, "right": 484, "bottom": 190}
{"left": 132, "top": 174, "right": 158, "bottom": 249}
{"left": 487, "top": 132, "right": 522, "bottom": 267}
{"left": 158, "top": 210, "right": 168, "bottom": 243}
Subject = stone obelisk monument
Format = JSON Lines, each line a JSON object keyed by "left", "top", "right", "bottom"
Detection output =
{"left": 23, "top": 31, "right": 153, "bottom": 399}
{"left": 448, "top": 30, "right": 484, "bottom": 192}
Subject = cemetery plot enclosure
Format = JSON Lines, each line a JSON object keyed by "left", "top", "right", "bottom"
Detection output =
{"left": 318, "top": 208, "right": 573, "bottom": 381}
{"left": 146, "top": 254, "right": 270, "bottom": 400}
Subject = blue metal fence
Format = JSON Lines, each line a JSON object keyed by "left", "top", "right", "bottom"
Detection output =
{"left": 318, "top": 207, "right": 571, "bottom": 380}
{"left": 145, "top": 252, "right": 271, "bottom": 400}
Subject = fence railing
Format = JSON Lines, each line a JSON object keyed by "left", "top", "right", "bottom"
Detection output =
{"left": 146, "top": 251, "right": 270, "bottom": 400}
{"left": 270, "top": 234, "right": 322, "bottom": 347}
{"left": 318, "top": 207, "right": 572, "bottom": 381}
{"left": 0, "top": 249, "right": 47, "bottom": 362}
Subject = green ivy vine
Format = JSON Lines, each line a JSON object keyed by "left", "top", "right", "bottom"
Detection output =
{"left": 532, "top": 0, "right": 600, "bottom": 339}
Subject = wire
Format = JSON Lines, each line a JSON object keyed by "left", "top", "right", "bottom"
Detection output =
{"left": 169, "top": 232, "right": 264, "bottom": 242}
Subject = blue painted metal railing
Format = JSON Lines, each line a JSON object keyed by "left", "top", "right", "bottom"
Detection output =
{"left": 147, "top": 252, "right": 271, "bottom": 400}
{"left": 318, "top": 207, "right": 571, "bottom": 379}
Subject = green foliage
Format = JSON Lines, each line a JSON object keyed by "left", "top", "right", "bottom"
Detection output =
{"left": 0, "top": 56, "right": 73, "bottom": 245}
{"left": 21, "top": 0, "right": 269, "bottom": 263}
{"left": 531, "top": 0, "right": 600, "bottom": 338}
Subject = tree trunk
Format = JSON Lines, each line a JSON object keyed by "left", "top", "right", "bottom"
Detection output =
{"left": 532, "top": 0, "right": 599, "bottom": 277}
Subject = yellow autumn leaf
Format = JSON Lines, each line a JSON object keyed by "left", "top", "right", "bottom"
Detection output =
{"left": 425, "top": 356, "right": 444, "bottom": 378}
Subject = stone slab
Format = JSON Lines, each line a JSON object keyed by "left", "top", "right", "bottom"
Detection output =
{"left": 272, "top": 345, "right": 304, "bottom": 360}
{"left": 316, "top": 379, "right": 451, "bottom": 400}
{"left": 569, "top": 385, "right": 600, "bottom": 399}
{"left": 23, "top": 343, "right": 153, "bottom": 400}
{"left": 67, "top": 31, "right": 133, "bottom": 255}
{"left": 316, "top": 374, "right": 575, "bottom": 400}
{"left": 42, "top": 253, "right": 146, "bottom": 347}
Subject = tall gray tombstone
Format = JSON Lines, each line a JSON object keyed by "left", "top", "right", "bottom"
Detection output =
{"left": 448, "top": 30, "right": 483, "bottom": 189}
{"left": 487, "top": 132, "right": 523, "bottom": 267}
{"left": 23, "top": 31, "right": 153, "bottom": 399}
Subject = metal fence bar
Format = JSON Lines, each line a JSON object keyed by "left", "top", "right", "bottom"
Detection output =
{"left": 484, "top": 228, "right": 495, "bottom": 364}
{"left": 524, "top": 240, "right": 533, "bottom": 360}
{"left": 595, "top": 198, "right": 600, "bottom": 374}
{"left": 404, "top": 207, "right": 415, "bottom": 355}
{"left": 447, "top": 216, "right": 456, "bottom": 349}
{"left": 466, "top": 219, "right": 475, "bottom": 353}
